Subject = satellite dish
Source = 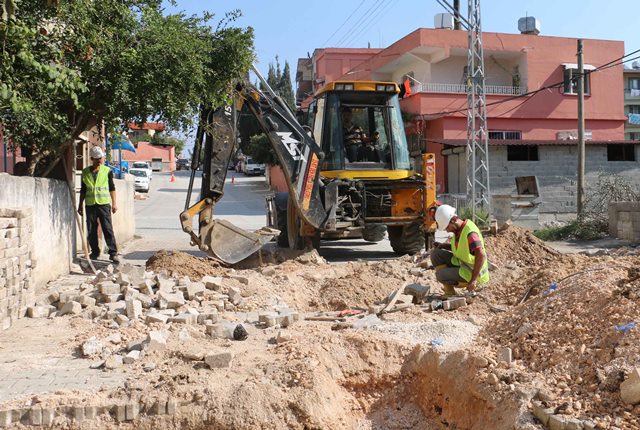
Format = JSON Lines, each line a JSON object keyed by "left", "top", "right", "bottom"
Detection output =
{"left": 633, "top": 61, "right": 640, "bottom": 69}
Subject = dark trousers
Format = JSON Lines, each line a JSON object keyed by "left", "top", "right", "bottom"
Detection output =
{"left": 86, "top": 204, "right": 118, "bottom": 257}
{"left": 430, "top": 248, "right": 465, "bottom": 285}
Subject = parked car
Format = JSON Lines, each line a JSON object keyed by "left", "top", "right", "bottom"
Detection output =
{"left": 242, "top": 157, "right": 266, "bottom": 176}
{"left": 131, "top": 161, "right": 153, "bottom": 180}
{"left": 176, "top": 158, "right": 190, "bottom": 171}
{"left": 129, "top": 168, "right": 150, "bottom": 193}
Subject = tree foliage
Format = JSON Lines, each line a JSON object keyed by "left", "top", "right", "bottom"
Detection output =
{"left": 0, "top": 0, "right": 254, "bottom": 176}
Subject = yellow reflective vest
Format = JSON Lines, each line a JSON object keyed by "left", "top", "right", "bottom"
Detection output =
{"left": 450, "top": 220, "right": 490, "bottom": 284}
{"left": 82, "top": 165, "right": 111, "bottom": 206}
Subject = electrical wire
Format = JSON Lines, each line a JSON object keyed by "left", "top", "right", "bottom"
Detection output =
{"left": 321, "top": 0, "right": 367, "bottom": 47}
{"left": 339, "top": 0, "right": 398, "bottom": 48}
{"left": 335, "top": 0, "right": 387, "bottom": 48}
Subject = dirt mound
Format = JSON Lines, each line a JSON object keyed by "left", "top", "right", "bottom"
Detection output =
{"left": 485, "top": 224, "right": 560, "bottom": 268}
{"left": 146, "top": 250, "right": 226, "bottom": 279}
{"left": 482, "top": 254, "right": 640, "bottom": 427}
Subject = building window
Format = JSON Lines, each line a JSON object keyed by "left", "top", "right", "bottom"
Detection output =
{"left": 507, "top": 145, "right": 539, "bottom": 161}
{"left": 607, "top": 144, "right": 636, "bottom": 161}
{"left": 629, "top": 78, "right": 640, "bottom": 90}
{"left": 563, "top": 67, "right": 591, "bottom": 95}
{"left": 629, "top": 105, "right": 640, "bottom": 114}
{"left": 629, "top": 132, "right": 640, "bottom": 141}
{"left": 489, "top": 130, "right": 522, "bottom": 140}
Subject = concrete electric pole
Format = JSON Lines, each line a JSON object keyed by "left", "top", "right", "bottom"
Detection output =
{"left": 577, "top": 39, "right": 585, "bottom": 217}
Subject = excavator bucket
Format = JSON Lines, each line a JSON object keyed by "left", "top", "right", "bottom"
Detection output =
{"left": 202, "top": 219, "right": 279, "bottom": 264}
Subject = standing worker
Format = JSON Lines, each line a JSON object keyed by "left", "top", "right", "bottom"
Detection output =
{"left": 430, "top": 204, "right": 489, "bottom": 296}
{"left": 78, "top": 146, "right": 120, "bottom": 263}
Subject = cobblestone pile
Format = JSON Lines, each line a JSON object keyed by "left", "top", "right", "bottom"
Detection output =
{"left": 0, "top": 208, "right": 35, "bottom": 331}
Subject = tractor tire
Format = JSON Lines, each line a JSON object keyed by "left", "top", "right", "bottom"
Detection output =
{"left": 274, "top": 192, "right": 289, "bottom": 248}
{"left": 388, "top": 223, "right": 425, "bottom": 255}
{"left": 362, "top": 224, "right": 387, "bottom": 242}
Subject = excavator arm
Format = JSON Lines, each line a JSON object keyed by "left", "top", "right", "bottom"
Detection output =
{"left": 180, "top": 66, "right": 326, "bottom": 264}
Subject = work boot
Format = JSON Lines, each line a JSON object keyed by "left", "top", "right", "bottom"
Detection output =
{"left": 109, "top": 254, "right": 120, "bottom": 264}
{"left": 442, "top": 284, "right": 456, "bottom": 297}
{"left": 89, "top": 252, "right": 100, "bottom": 260}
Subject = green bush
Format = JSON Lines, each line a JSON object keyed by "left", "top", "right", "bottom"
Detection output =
{"left": 458, "top": 206, "right": 490, "bottom": 229}
{"left": 533, "top": 219, "right": 605, "bottom": 241}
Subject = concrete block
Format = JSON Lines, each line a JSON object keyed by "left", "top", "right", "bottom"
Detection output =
{"left": 227, "top": 287, "right": 242, "bottom": 305}
{"left": 139, "top": 279, "right": 154, "bottom": 295}
{"left": 102, "top": 293, "right": 124, "bottom": 303}
{"left": 167, "top": 398, "right": 177, "bottom": 414}
{"left": 186, "top": 283, "right": 205, "bottom": 300}
{"left": 169, "top": 313, "right": 197, "bottom": 324}
{"left": 41, "top": 408, "right": 55, "bottom": 426}
{"left": 115, "top": 272, "right": 130, "bottom": 286}
{"left": 146, "top": 313, "right": 169, "bottom": 324}
{"left": 205, "top": 352, "right": 234, "bottom": 369}
{"left": 259, "top": 312, "right": 278, "bottom": 328}
{"left": 104, "top": 301, "right": 126, "bottom": 312}
{"left": 78, "top": 295, "right": 96, "bottom": 308}
{"left": 197, "top": 312, "right": 219, "bottom": 324}
{"left": 621, "top": 367, "right": 640, "bottom": 405}
{"left": 73, "top": 405, "right": 85, "bottom": 421}
{"left": 84, "top": 405, "right": 98, "bottom": 420}
{"left": 125, "top": 402, "right": 139, "bottom": 420}
{"left": 125, "top": 299, "right": 142, "bottom": 319}
{"left": 153, "top": 399, "right": 167, "bottom": 415}
{"left": 27, "top": 305, "right": 54, "bottom": 318}
{"left": 99, "top": 282, "right": 121, "bottom": 295}
{"left": 115, "top": 314, "right": 130, "bottom": 325}
{"left": 60, "top": 301, "right": 82, "bottom": 316}
{"left": 156, "top": 278, "right": 175, "bottom": 293}
{"left": 158, "top": 291, "right": 185, "bottom": 309}
{"left": 0, "top": 410, "right": 11, "bottom": 427}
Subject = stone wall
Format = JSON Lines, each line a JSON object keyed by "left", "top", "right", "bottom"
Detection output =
{"left": 0, "top": 208, "right": 35, "bottom": 331}
{"left": 0, "top": 174, "right": 74, "bottom": 286}
{"left": 609, "top": 202, "right": 640, "bottom": 242}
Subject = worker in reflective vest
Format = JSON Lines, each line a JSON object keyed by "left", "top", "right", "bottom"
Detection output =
{"left": 78, "top": 146, "right": 119, "bottom": 263}
{"left": 430, "top": 204, "right": 489, "bottom": 296}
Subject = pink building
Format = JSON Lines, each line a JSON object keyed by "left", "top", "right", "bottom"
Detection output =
{"left": 124, "top": 141, "right": 175, "bottom": 172}
{"left": 299, "top": 25, "right": 640, "bottom": 226}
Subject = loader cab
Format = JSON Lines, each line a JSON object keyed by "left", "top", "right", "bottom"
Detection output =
{"left": 307, "top": 82, "right": 411, "bottom": 175}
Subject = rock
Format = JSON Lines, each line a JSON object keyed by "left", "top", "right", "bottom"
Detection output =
{"left": 143, "top": 362, "right": 156, "bottom": 372}
{"left": 442, "top": 297, "right": 466, "bottom": 311}
{"left": 516, "top": 323, "right": 533, "bottom": 338}
{"left": 233, "top": 324, "right": 248, "bottom": 341}
{"left": 548, "top": 415, "right": 567, "bottom": 430}
{"left": 106, "top": 333, "right": 122, "bottom": 344}
{"left": 620, "top": 368, "right": 640, "bottom": 405}
{"left": 261, "top": 267, "right": 276, "bottom": 276}
{"left": 531, "top": 401, "right": 554, "bottom": 426}
{"left": 60, "top": 301, "right": 82, "bottom": 316}
{"left": 125, "top": 299, "right": 142, "bottom": 319}
{"left": 115, "top": 314, "right": 130, "bottom": 326}
{"left": 202, "top": 276, "right": 223, "bottom": 291}
{"left": 178, "top": 328, "right": 190, "bottom": 341}
{"left": 536, "top": 388, "right": 556, "bottom": 402}
{"left": 205, "top": 352, "right": 233, "bottom": 369}
{"left": 566, "top": 419, "right": 584, "bottom": 430}
{"left": 82, "top": 337, "right": 104, "bottom": 356}
{"left": 104, "top": 355, "right": 124, "bottom": 369}
{"left": 229, "top": 275, "right": 249, "bottom": 285}
{"left": 227, "top": 287, "right": 243, "bottom": 305}
{"left": 498, "top": 347, "right": 512, "bottom": 365}
{"left": 487, "top": 373, "right": 499, "bottom": 385}
{"left": 146, "top": 330, "right": 168, "bottom": 351}
{"left": 123, "top": 350, "right": 141, "bottom": 364}
{"left": 475, "top": 356, "right": 489, "bottom": 368}
{"left": 127, "top": 338, "right": 146, "bottom": 351}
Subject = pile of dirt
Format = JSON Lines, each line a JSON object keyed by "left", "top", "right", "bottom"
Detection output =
{"left": 485, "top": 224, "right": 560, "bottom": 267}
{"left": 482, "top": 254, "right": 640, "bottom": 428}
{"left": 145, "top": 250, "right": 225, "bottom": 279}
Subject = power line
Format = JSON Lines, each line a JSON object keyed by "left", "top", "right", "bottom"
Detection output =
{"left": 420, "top": 49, "right": 640, "bottom": 118}
{"left": 335, "top": 0, "right": 387, "bottom": 48}
{"left": 340, "top": 0, "right": 398, "bottom": 48}
{"left": 321, "top": 0, "right": 366, "bottom": 47}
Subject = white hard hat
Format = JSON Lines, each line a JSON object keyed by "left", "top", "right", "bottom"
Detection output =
{"left": 90, "top": 146, "right": 104, "bottom": 159}
{"left": 435, "top": 204, "right": 457, "bottom": 231}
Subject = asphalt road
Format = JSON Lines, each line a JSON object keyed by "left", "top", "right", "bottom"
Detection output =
{"left": 121, "top": 169, "right": 400, "bottom": 266}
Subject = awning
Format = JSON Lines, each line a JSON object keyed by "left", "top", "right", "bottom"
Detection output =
{"left": 110, "top": 139, "right": 136, "bottom": 153}
{"left": 561, "top": 63, "right": 596, "bottom": 70}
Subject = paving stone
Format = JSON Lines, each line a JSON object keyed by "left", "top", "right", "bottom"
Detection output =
{"left": 498, "top": 347, "right": 513, "bottom": 365}
{"left": 84, "top": 406, "right": 98, "bottom": 420}
{"left": 139, "top": 279, "right": 154, "bottom": 295}
{"left": 115, "top": 273, "right": 130, "bottom": 286}
{"left": 41, "top": 408, "right": 54, "bottom": 426}
{"left": 153, "top": 399, "right": 167, "bottom": 415}
{"left": 156, "top": 278, "right": 175, "bottom": 293}
{"left": 123, "top": 350, "right": 141, "bottom": 364}
{"left": 158, "top": 292, "right": 185, "bottom": 309}
{"left": 125, "top": 299, "right": 142, "bottom": 319}
{"left": 442, "top": 297, "right": 466, "bottom": 311}
{"left": 60, "top": 301, "right": 82, "bottom": 316}
{"left": 82, "top": 337, "right": 104, "bottom": 356}
{"left": 146, "top": 313, "right": 169, "bottom": 324}
{"left": 205, "top": 352, "right": 234, "bottom": 369}
{"left": 146, "top": 330, "right": 168, "bottom": 351}
{"left": 186, "top": 283, "right": 205, "bottom": 300}
{"left": 29, "top": 406, "right": 42, "bottom": 425}
{"left": 45, "top": 292, "right": 60, "bottom": 305}
{"left": 114, "top": 404, "right": 126, "bottom": 422}
{"left": 99, "top": 282, "right": 121, "bottom": 295}
{"left": 73, "top": 405, "right": 85, "bottom": 421}
{"left": 27, "top": 305, "right": 54, "bottom": 318}
{"left": 259, "top": 312, "right": 277, "bottom": 328}
{"left": 125, "top": 402, "right": 139, "bottom": 420}
{"left": 167, "top": 398, "right": 177, "bottom": 415}
{"left": 104, "top": 301, "right": 126, "bottom": 312}
{"left": 169, "top": 313, "right": 197, "bottom": 324}
{"left": 157, "top": 309, "right": 176, "bottom": 317}
{"left": 202, "top": 276, "right": 224, "bottom": 290}
{"left": 621, "top": 367, "right": 640, "bottom": 405}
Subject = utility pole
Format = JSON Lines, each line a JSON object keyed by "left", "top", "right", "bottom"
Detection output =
{"left": 577, "top": 39, "right": 585, "bottom": 217}
{"left": 453, "top": 0, "right": 461, "bottom": 30}
{"left": 466, "top": 0, "right": 491, "bottom": 224}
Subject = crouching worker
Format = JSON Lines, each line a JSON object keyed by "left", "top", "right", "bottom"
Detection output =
{"left": 430, "top": 204, "right": 489, "bottom": 296}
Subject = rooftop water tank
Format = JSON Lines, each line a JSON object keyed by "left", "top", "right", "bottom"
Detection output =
{"left": 518, "top": 17, "right": 541, "bottom": 35}
{"left": 434, "top": 13, "right": 454, "bottom": 30}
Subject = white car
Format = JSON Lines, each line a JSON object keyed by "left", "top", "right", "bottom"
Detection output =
{"left": 131, "top": 161, "right": 153, "bottom": 180}
{"left": 243, "top": 157, "right": 266, "bottom": 176}
{"left": 129, "top": 168, "right": 150, "bottom": 193}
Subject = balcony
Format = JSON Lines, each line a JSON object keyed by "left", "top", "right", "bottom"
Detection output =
{"left": 414, "top": 82, "right": 526, "bottom": 96}
{"left": 624, "top": 89, "right": 640, "bottom": 98}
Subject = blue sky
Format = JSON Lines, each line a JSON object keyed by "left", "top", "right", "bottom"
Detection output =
{"left": 163, "top": 0, "right": 640, "bottom": 79}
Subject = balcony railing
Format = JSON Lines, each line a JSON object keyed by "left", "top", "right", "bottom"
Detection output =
{"left": 415, "top": 82, "right": 526, "bottom": 96}
{"left": 625, "top": 89, "right": 640, "bottom": 97}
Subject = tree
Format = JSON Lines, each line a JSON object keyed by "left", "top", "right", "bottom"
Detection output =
{"left": 279, "top": 61, "right": 295, "bottom": 111}
{"left": 150, "top": 134, "right": 186, "bottom": 157}
{"left": 0, "top": 1, "right": 254, "bottom": 176}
